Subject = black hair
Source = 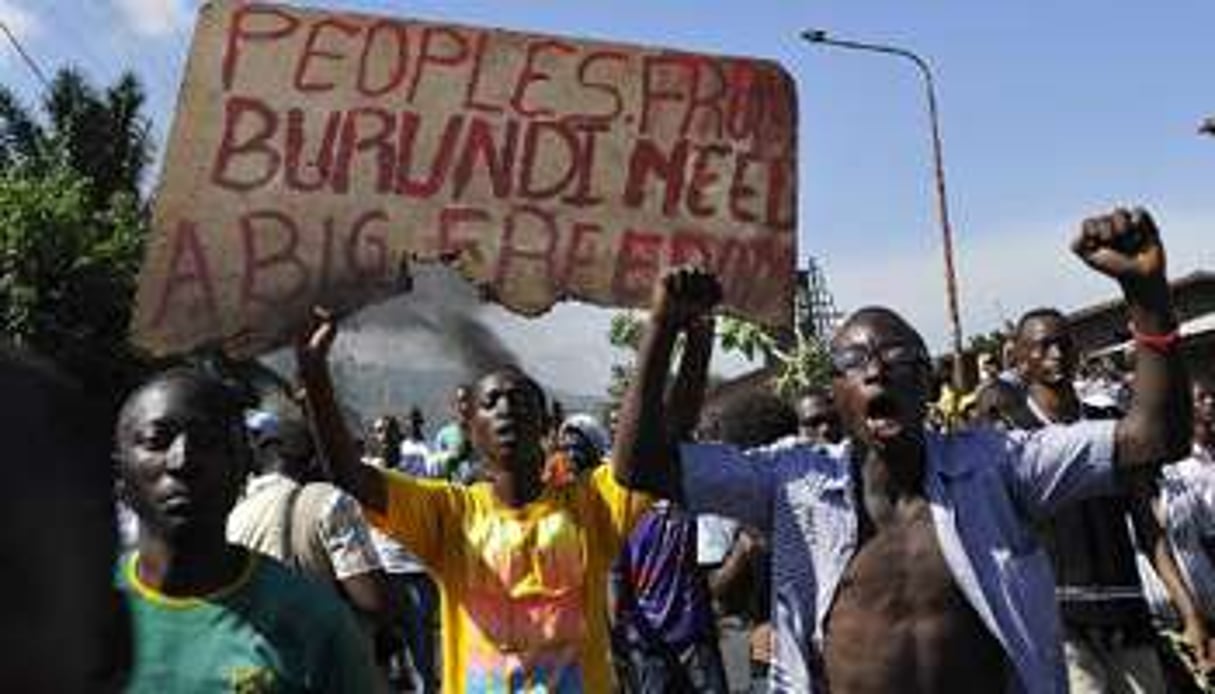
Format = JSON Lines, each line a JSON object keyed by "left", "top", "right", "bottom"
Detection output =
{"left": 1014, "top": 307, "right": 1068, "bottom": 340}
{"left": 832, "top": 306, "right": 930, "bottom": 357}
{"left": 701, "top": 390, "right": 797, "bottom": 448}
{"left": 115, "top": 367, "right": 251, "bottom": 479}
{"left": 475, "top": 365, "right": 548, "bottom": 412}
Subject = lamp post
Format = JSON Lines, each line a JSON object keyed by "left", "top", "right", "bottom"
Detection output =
{"left": 801, "top": 29, "right": 966, "bottom": 368}
{"left": 1201, "top": 116, "right": 1215, "bottom": 137}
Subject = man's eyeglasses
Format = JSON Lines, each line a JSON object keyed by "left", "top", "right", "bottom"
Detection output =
{"left": 830, "top": 343, "right": 929, "bottom": 376}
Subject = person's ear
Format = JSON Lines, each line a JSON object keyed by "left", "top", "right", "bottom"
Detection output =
{"left": 112, "top": 469, "right": 131, "bottom": 507}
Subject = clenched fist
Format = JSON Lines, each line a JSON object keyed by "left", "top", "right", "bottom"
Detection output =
{"left": 1071, "top": 207, "right": 1166, "bottom": 286}
{"left": 651, "top": 266, "right": 723, "bottom": 330}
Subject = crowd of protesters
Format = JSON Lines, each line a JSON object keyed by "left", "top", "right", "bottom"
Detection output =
{"left": 5, "top": 206, "right": 1215, "bottom": 694}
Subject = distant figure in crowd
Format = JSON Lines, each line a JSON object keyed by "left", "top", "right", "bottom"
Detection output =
{"left": 971, "top": 376, "right": 1031, "bottom": 431}
{"left": 432, "top": 384, "right": 481, "bottom": 483}
{"left": 370, "top": 414, "right": 405, "bottom": 468}
{"left": 1008, "top": 306, "right": 1206, "bottom": 692}
{"left": 0, "top": 347, "right": 131, "bottom": 692}
{"left": 545, "top": 413, "right": 611, "bottom": 487}
{"left": 977, "top": 351, "right": 1000, "bottom": 385}
{"left": 297, "top": 313, "right": 652, "bottom": 691}
{"left": 698, "top": 390, "right": 800, "bottom": 693}
{"left": 228, "top": 412, "right": 390, "bottom": 622}
{"left": 796, "top": 388, "right": 844, "bottom": 446}
{"left": 611, "top": 311, "right": 728, "bottom": 692}
{"left": 1157, "top": 379, "right": 1215, "bottom": 619}
{"left": 401, "top": 406, "right": 438, "bottom": 477}
{"left": 1145, "top": 378, "right": 1215, "bottom": 687}
{"left": 613, "top": 207, "right": 1193, "bottom": 693}
{"left": 115, "top": 369, "right": 376, "bottom": 692}
{"left": 365, "top": 412, "right": 441, "bottom": 693}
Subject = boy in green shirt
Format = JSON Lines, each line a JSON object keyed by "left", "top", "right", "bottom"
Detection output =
{"left": 115, "top": 368, "right": 375, "bottom": 692}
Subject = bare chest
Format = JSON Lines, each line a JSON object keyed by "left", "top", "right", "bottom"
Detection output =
{"left": 833, "top": 505, "right": 960, "bottom": 614}
{"left": 823, "top": 502, "right": 1006, "bottom": 693}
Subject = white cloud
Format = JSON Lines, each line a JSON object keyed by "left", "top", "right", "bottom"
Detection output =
{"left": 0, "top": 0, "right": 40, "bottom": 40}
{"left": 112, "top": 0, "right": 190, "bottom": 37}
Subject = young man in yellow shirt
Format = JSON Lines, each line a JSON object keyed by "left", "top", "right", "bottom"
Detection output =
{"left": 296, "top": 313, "right": 651, "bottom": 692}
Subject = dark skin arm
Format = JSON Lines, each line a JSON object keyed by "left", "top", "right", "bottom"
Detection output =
{"left": 1071, "top": 208, "right": 1192, "bottom": 468}
{"left": 665, "top": 315, "right": 715, "bottom": 443}
{"left": 707, "top": 527, "right": 763, "bottom": 602}
{"left": 1132, "top": 491, "right": 1210, "bottom": 670}
{"left": 295, "top": 310, "right": 388, "bottom": 513}
{"left": 612, "top": 268, "right": 721, "bottom": 497}
{"left": 338, "top": 570, "right": 393, "bottom": 625}
{"left": 1140, "top": 493, "right": 1215, "bottom": 672}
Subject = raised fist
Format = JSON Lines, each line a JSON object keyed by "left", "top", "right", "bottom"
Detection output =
{"left": 1071, "top": 207, "right": 1166, "bottom": 285}
{"left": 652, "top": 266, "right": 723, "bottom": 329}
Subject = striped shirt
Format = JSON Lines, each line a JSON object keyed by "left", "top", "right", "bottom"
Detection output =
{"left": 1147, "top": 446, "right": 1215, "bottom": 623}
{"left": 681, "top": 420, "right": 1117, "bottom": 694}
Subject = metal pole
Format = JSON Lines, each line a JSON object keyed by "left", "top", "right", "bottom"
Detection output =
{"left": 801, "top": 30, "right": 966, "bottom": 364}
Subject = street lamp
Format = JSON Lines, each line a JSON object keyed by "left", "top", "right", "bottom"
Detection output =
{"left": 801, "top": 29, "right": 966, "bottom": 366}
{"left": 1201, "top": 116, "right": 1215, "bottom": 137}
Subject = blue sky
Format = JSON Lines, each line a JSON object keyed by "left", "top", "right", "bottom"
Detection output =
{"left": 3, "top": 0, "right": 1213, "bottom": 394}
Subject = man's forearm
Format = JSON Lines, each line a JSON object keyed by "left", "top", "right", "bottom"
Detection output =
{"left": 708, "top": 537, "right": 759, "bottom": 601}
{"left": 1118, "top": 278, "right": 1192, "bottom": 467}
{"left": 666, "top": 318, "right": 714, "bottom": 443}
{"left": 613, "top": 311, "right": 682, "bottom": 496}
{"left": 299, "top": 361, "right": 387, "bottom": 512}
{"left": 1138, "top": 498, "right": 1203, "bottom": 628}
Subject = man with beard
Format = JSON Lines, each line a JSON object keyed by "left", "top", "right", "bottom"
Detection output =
{"left": 1010, "top": 307, "right": 1208, "bottom": 692}
{"left": 613, "top": 207, "right": 1193, "bottom": 692}
{"left": 115, "top": 369, "right": 375, "bottom": 692}
{"left": 296, "top": 315, "right": 652, "bottom": 692}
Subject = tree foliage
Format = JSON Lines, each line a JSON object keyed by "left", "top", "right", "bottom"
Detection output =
{"left": 718, "top": 315, "right": 833, "bottom": 396}
{"left": 0, "top": 163, "right": 147, "bottom": 403}
{"left": 1, "top": 67, "right": 153, "bottom": 206}
{"left": 967, "top": 323, "right": 1012, "bottom": 358}
{"left": 604, "top": 310, "right": 833, "bottom": 405}
{"left": 0, "top": 67, "right": 155, "bottom": 405}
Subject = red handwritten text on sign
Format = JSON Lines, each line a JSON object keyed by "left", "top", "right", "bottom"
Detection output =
{"left": 133, "top": 1, "right": 797, "bottom": 356}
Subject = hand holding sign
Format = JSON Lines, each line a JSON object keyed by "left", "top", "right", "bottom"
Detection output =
{"left": 295, "top": 307, "right": 339, "bottom": 378}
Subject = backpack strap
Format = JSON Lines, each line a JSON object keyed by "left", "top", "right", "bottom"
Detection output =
{"left": 278, "top": 482, "right": 304, "bottom": 568}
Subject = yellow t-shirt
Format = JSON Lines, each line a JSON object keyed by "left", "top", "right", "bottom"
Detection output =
{"left": 367, "top": 464, "right": 651, "bottom": 692}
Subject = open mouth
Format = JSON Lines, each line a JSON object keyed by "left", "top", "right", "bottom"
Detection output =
{"left": 493, "top": 423, "right": 519, "bottom": 448}
{"left": 864, "top": 393, "right": 904, "bottom": 440}
{"left": 159, "top": 495, "right": 193, "bottom": 517}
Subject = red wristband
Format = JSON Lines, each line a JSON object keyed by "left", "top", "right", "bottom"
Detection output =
{"left": 1132, "top": 327, "right": 1181, "bottom": 353}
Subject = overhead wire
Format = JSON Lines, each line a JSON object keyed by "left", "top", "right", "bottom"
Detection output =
{"left": 0, "top": 18, "right": 50, "bottom": 88}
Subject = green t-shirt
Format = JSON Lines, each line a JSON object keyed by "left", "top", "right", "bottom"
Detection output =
{"left": 118, "top": 549, "right": 376, "bottom": 693}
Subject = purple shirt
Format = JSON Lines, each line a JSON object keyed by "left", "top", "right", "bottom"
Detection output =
{"left": 613, "top": 500, "right": 715, "bottom": 650}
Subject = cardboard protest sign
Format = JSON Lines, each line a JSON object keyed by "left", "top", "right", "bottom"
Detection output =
{"left": 132, "top": 0, "right": 797, "bottom": 357}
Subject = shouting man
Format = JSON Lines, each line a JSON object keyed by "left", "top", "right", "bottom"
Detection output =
{"left": 613, "top": 208, "right": 1192, "bottom": 693}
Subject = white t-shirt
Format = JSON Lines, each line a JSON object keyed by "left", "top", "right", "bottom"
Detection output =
{"left": 227, "top": 473, "right": 383, "bottom": 582}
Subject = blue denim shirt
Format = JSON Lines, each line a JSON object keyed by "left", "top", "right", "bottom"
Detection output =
{"left": 682, "top": 419, "right": 1117, "bottom": 693}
